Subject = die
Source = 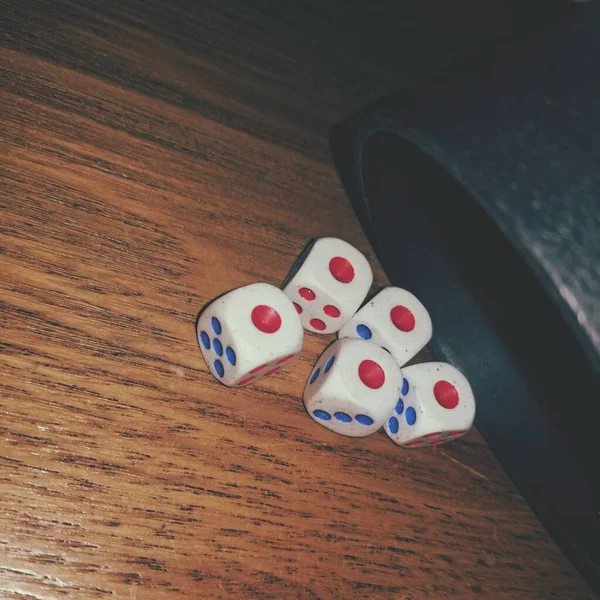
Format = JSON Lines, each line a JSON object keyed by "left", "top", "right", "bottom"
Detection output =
{"left": 303, "top": 338, "right": 403, "bottom": 437}
{"left": 338, "top": 286, "right": 432, "bottom": 367}
{"left": 384, "top": 362, "right": 475, "bottom": 447}
{"left": 196, "top": 283, "right": 303, "bottom": 387}
{"left": 283, "top": 238, "right": 373, "bottom": 334}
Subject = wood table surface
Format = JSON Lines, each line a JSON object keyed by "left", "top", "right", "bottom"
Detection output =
{"left": 0, "top": 1, "right": 595, "bottom": 598}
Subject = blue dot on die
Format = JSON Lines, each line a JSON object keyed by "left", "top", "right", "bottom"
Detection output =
{"left": 334, "top": 412, "right": 352, "bottom": 422}
{"left": 310, "top": 368, "right": 320, "bottom": 384}
{"left": 226, "top": 346, "right": 236, "bottom": 365}
{"left": 200, "top": 330, "right": 210, "bottom": 350}
{"left": 401, "top": 378, "right": 409, "bottom": 396}
{"left": 214, "top": 359, "right": 224, "bottom": 378}
{"left": 405, "top": 407, "right": 417, "bottom": 425}
{"left": 211, "top": 317, "right": 222, "bottom": 335}
{"left": 388, "top": 416, "right": 399, "bottom": 434}
{"left": 313, "top": 409, "right": 331, "bottom": 421}
{"left": 395, "top": 398, "right": 404, "bottom": 415}
{"left": 356, "top": 324, "right": 372, "bottom": 340}
{"left": 324, "top": 356, "right": 335, "bottom": 373}
{"left": 213, "top": 338, "right": 223, "bottom": 356}
{"left": 355, "top": 414, "right": 374, "bottom": 426}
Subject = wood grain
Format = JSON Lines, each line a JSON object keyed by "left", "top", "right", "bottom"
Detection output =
{"left": 0, "top": 1, "right": 595, "bottom": 598}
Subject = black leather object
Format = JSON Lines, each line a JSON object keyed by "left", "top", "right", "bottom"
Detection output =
{"left": 330, "top": 3, "right": 600, "bottom": 592}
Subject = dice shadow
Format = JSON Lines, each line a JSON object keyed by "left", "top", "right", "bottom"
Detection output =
{"left": 280, "top": 237, "right": 317, "bottom": 289}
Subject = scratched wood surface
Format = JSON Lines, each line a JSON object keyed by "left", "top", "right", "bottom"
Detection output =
{"left": 0, "top": 1, "right": 595, "bottom": 598}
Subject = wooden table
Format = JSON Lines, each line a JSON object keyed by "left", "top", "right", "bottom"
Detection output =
{"left": 1, "top": 1, "right": 594, "bottom": 598}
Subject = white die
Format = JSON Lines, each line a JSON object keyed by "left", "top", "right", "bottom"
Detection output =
{"left": 338, "top": 287, "right": 432, "bottom": 367}
{"left": 283, "top": 238, "right": 373, "bottom": 334}
{"left": 196, "top": 283, "right": 303, "bottom": 387}
{"left": 303, "top": 338, "right": 403, "bottom": 437}
{"left": 384, "top": 362, "right": 475, "bottom": 448}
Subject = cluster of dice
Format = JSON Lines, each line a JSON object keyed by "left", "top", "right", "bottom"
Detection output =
{"left": 196, "top": 238, "right": 475, "bottom": 448}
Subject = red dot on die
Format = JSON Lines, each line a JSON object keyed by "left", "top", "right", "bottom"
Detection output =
{"left": 424, "top": 432, "right": 442, "bottom": 439}
{"left": 266, "top": 367, "right": 279, "bottom": 376}
{"left": 431, "top": 439, "right": 447, "bottom": 446}
{"left": 299, "top": 287, "right": 316, "bottom": 301}
{"left": 251, "top": 305, "right": 282, "bottom": 334}
{"left": 238, "top": 376, "right": 254, "bottom": 386}
{"left": 323, "top": 304, "right": 341, "bottom": 318}
{"left": 251, "top": 364, "right": 267, "bottom": 374}
{"left": 434, "top": 380, "right": 460, "bottom": 409}
{"left": 310, "top": 318, "right": 326, "bottom": 331}
{"left": 448, "top": 431, "right": 465, "bottom": 438}
{"left": 329, "top": 256, "right": 355, "bottom": 283}
{"left": 390, "top": 305, "right": 416, "bottom": 332}
{"left": 278, "top": 354, "right": 295, "bottom": 364}
{"left": 293, "top": 302, "right": 303, "bottom": 314}
{"left": 358, "top": 359, "right": 385, "bottom": 389}
{"left": 406, "top": 441, "right": 422, "bottom": 448}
